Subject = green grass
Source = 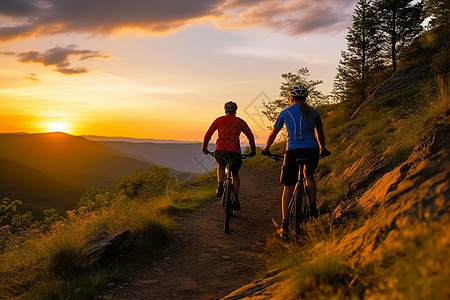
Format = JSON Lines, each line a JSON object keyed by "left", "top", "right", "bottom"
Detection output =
{"left": 264, "top": 218, "right": 364, "bottom": 300}
{"left": 0, "top": 171, "right": 217, "bottom": 299}
{"left": 266, "top": 212, "right": 450, "bottom": 300}
{"left": 364, "top": 216, "right": 450, "bottom": 299}
{"left": 261, "top": 73, "right": 449, "bottom": 299}
{"left": 243, "top": 143, "right": 286, "bottom": 173}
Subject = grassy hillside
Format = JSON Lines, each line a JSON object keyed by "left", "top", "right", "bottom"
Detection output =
{"left": 230, "top": 59, "right": 449, "bottom": 299}
{"left": 0, "top": 132, "right": 152, "bottom": 190}
{"left": 0, "top": 158, "right": 84, "bottom": 218}
{"left": 0, "top": 165, "right": 217, "bottom": 299}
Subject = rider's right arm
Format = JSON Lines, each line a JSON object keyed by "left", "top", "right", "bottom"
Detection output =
{"left": 263, "top": 126, "right": 281, "bottom": 152}
{"left": 202, "top": 120, "right": 218, "bottom": 152}
{"left": 241, "top": 119, "right": 256, "bottom": 153}
{"left": 263, "top": 112, "right": 284, "bottom": 152}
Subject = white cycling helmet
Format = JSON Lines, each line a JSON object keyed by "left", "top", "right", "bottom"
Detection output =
{"left": 289, "top": 85, "right": 309, "bottom": 98}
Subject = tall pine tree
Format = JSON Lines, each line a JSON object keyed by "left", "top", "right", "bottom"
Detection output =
{"left": 424, "top": 0, "right": 449, "bottom": 74}
{"left": 334, "top": 0, "right": 382, "bottom": 105}
{"left": 374, "top": 0, "right": 424, "bottom": 71}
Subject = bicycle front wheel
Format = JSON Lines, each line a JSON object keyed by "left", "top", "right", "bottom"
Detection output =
{"left": 295, "top": 183, "right": 305, "bottom": 237}
{"left": 223, "top": 181, "right": 234, "bottom": 233}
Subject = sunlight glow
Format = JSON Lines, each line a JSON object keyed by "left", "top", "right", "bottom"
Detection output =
{"left": 45, "top": 121, "right": 70, "bottom": 133}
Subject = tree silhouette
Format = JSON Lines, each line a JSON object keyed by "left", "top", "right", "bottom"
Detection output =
{"left": 374, "top": 0, "right": 424, "bottom": 71}
{"left": 262, "top": 68, "right": 329, "bottom": 123}
{"left": 424, "top": 0, "right": 449, "bottom": 74}
{"left": 334, "top": 0, "right": 384, "bottom": 105}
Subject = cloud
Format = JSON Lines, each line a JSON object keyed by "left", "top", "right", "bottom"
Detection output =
{"left": 24, "top": 72, "right": 39, "bottom": 81}
{"left": 0, "top": 0, "right": 223, "bottom": 40}
{"left": 218, "top": 0, "right": 356, "bottom": 35}
{"left": 17, "top": 45, "right": 109, "bottom": 75}
{"left": 0, "top": 0, "right": 355, "bottom": 40}
{"left": 0, "top": 0, "right": 39, "bottom": 17}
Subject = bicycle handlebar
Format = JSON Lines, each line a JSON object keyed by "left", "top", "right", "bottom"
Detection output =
{"left": 264, "top": 150, "right": 331, "bottom": 161}
{"left": 204, "top": 150, "right": 215, "bottom": 157}
{"left": 204, "top": 150, "right": 252, "bottom": 159}
{"left": 265, "top": 153, "right": 284, "bottom": 161}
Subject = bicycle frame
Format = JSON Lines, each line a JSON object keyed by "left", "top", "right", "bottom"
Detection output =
{"left": 205, "top": 150, "right": 250, "bottom": 233}
{"left": 222, "top": 160, "right": 235, "bottom": 233}
{"left": 266, "top": 153, "right": 315, "bottom": 237}
{"left": 290, "top": 159, "right": 309, "bottom": 236}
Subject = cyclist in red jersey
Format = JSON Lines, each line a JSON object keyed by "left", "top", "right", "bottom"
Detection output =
{"left": 202, "top": 101, "right": 256, "bottom": 210}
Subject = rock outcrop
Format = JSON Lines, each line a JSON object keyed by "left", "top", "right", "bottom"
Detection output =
{"left": 84, "top": 229, "right": 131, "bottom": 267}
{"left": 333, "top": 111, "right": 449, "bottom": 268}
{"left": 221, "top": 111, "right": 449, "bottom": 299}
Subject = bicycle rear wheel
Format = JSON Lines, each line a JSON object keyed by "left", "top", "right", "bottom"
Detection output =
{"left": 223, "top": 181, "right": 234, "bottom": 233}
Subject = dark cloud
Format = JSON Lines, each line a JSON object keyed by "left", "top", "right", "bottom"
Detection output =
{"left": 0, "top": 0, "right": 356, "bottom": 40}
{"left": 0, "top": 0, "right": 38, "bottom": 17}
{"left": 219, "top": 0, "right": 356, "bottom": 35}
{"left": 17, "top": 45, "right": 109, "bottom": 75}
{"left": 0, "top": 0, "right": 223, "bottom": 40}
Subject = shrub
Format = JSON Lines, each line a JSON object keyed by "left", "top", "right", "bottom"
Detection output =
{"left": 0, "top": 198, "right": 22, "bottom": 226}
{"left": 115, "top": 165, "right": 171, "bottom": 199}
{"left": 78, "top": 187, "right": 114, "bottom": 211}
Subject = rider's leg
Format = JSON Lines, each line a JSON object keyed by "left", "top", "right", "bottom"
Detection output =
{"left": 231, "top": 171, "right": 241, "bottom": 209}
{"left": 216, "top": 165, "right": 225, "bottom": 197}
{"left": 305, "top": 172, "right": 318, "bottom": 217}
{"left": 231, "top": 171, "right": 240, "bottom": 194}
{"left": 305, "top": 172, "right": 317, "bottom": 204}
{"left": 281, "top": 185, "right": 295, "bottom": 220}
{"left": 217, "top": 164, "right": 225, "bottom": 183}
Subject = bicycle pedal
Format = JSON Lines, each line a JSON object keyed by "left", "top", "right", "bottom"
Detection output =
{"left": 277, "top": 228, "right": 290, "bottom": 242}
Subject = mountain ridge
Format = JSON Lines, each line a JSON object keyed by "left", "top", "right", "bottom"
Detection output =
{"left": 0, "top": 157, "right": 84, "bottom": 218}
{"left": 0, "top": 132, "right": 152, "bottom": 216}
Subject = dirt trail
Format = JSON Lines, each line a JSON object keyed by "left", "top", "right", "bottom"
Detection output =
{"left": 108, "top": 167, "right": 283, "bottom": 300}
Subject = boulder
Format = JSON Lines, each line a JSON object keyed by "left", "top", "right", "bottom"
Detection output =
{"left": 84, "top": 229, "right": 131, "bottom": 267}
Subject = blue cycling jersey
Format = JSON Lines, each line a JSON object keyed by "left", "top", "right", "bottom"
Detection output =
{"left": 273, "top": 102, "right": 323, "bottom": 150}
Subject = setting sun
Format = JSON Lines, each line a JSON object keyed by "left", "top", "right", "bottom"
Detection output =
{"left": 45, "top": 121, "right": 70, "bottom": 133}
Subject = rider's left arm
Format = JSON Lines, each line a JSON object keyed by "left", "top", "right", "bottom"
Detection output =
{"left": 315, "top": 127, "right": 326, "bottom": 151}
{"left": 314, "top": 109, "right": 326, "bottom": 151}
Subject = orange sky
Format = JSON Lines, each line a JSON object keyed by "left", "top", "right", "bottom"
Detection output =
{"left": 0, "top": 0, "right": 355, "bottom": 143}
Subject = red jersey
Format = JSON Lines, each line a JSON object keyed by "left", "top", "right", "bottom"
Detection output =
{"left": 203, "top": 114, "right": 256, "bottom": 153}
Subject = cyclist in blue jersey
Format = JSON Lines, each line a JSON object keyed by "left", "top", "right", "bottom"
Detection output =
{"left": 261, "top": 85, "right": 331, "bottom": 238}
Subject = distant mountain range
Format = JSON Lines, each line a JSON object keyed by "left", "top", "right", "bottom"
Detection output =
{"left": 83, "top": 135, "right": 260, "bottom": 175}
{"left": 82, "top": 135, "right": 199, "bottom": 144}
{"left": 95, "top": 140, "right": 216, "bottom": 175}
{"left": 0, "top": 132, "right": 256, "bottom": 217}
{"left": 0, "top": 132, "right": 152, "bottom": 216}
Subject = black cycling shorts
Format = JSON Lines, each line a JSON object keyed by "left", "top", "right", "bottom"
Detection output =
{"left": 214, "top": 150, "right": 242, "bottom": 173}
{"left": 280, "top": 148, "right": 320, "bottom": 186}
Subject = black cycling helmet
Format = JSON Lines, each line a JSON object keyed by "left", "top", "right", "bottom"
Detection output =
{"left": 289, "top": 85, "right": 309, "bottom": 98}
{"left": 224, "top": 101, "right": 238, "bottom": 113}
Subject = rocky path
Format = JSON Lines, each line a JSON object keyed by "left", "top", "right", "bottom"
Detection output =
{"left": 107, "top": 167, "right": 282, "bottom": 300}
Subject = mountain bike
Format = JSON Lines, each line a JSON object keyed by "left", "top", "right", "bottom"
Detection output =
{"left": 205, "top": 151, "right": 250, "bottom": 233}
{"left": 266, "top": 152, "right": 329, "bottom": 237}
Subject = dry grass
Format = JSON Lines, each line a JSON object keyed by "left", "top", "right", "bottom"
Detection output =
{"left": 263, "top": 74, "right": 449, "bottom": 299}
{"left": 0, "top": 175, "right": 216, "bottom": 299}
